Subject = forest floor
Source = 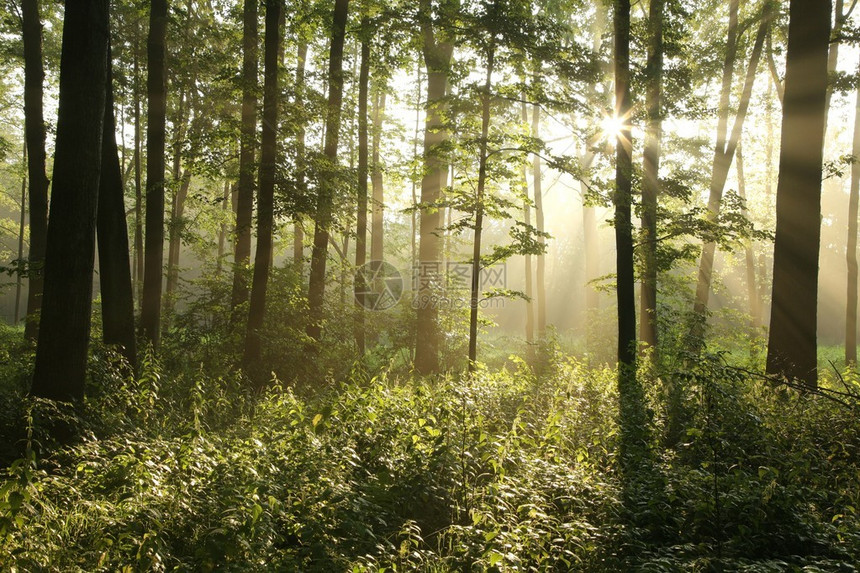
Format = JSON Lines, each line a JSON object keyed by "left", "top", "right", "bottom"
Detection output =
{"left": 0, "top": 326, "right": 859, "bottom": 571}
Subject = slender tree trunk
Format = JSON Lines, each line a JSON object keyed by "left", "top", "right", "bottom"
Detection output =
{"left": 140, "top": 0, "right": 168, "bottom": 347}
{"left": 640, "top": 0, "right": 663, "bottom": 354}
{"left": 614, "top": 0, "right": 636, "bottom": 378}
{"left": 414, "top": 0, "right": 455, "bottom": 374}
{"left": 370, "top": 86, "right": 386, "bottom": 262}
{"left": 22, "top": 0, "right": 50, "bottom": 342}
{"left": 846, "top": 56, "right": 860, "bottom": 364}
{"left": 244, "top": 0, "right": 281, "bottom": 368}
{"left": 411, "top": 61, "right": 422, "bottom": 269}
{"left": 522, "top": 98, "right": 535, "bottom": 364}
{"left": 293, "top": 40, "right": 308, "bottom": 272}
{"left": 230, "top": 0, "right": 258, "bottom": 317}
{"left": 355, "top": 24, "right": 370, "bottom": 355}
{"left": 467, "top": 41, "right": 495, "bottom": 372}
{"left": 691, "top": 10, "right": 769, "bottom": 343}
{"left": 766, "top": 0, "right": 831, "bottom": 388}
{"left": 98, "top": 52, "right": 137, "bottom": 367}
{"left": 306, "top": 0, "right": 349, "bottom": 342}
{"left": 532, "top": 100, "right": 547, "bottom": 340}
{"left": 31, "top": 0, "right": 109, "bottom": 402}
{"left": 133, "top": 25, "right": 144, "bottom": 306}
{"left": 824, "top": 0, "right": 845, "bottom": 128}
{"left": 15, "top": 143, "right": 27, "bottom": 326}
{"left": 164, "top": 170, "right": 191, "bottom": 312}
{"left": 216, "top": 180, "right": 230, "bottom": 275}
{"left": 736, "top": 141, "right": 760, "bottom": 331}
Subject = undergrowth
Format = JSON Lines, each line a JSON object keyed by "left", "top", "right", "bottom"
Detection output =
{"left": 0, "top": 332, "right": 859, "bottom": 571}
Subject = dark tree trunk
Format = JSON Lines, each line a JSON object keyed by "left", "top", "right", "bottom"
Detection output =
{"left": 140, "top": 0, "right": 168, "bottom": 347}
{"left": 22, "top": 0, "right": 50, "bottom": 342}
{"left": 411, "top": 62, "right": 422, "bottom": 269}
{"left": 306, "top": 0, "right": 349, "bottom": 342}
{"left": 31, "top": 0, "right": 109, "bottom": 402}
{"left": 614, "top": 0, "right": 636, "bottom": 378}
{"left": 766, "top": 0, "right": 831, "bottom": 388}
{"left": 370, "top": 86, "right": 386, "bottom": 262}
{"left": 133, "top": 24, "right": 144, "bottom": 306}
{"left": 230, "top": 0, "right": 258, "bottom": 317}
{"left": 691, "top": 10, "right": 769, "bottom": 344}
{"left": 467, "top": 41, "right": 495, "bottom": 372}
{"left": 15, "top": 143, "right": 26, "bottom": 325}
{"left": 355, "top": 24, "right": 370, "bottom": 355}
{"left": 414, "top": 0, "right": 455, "bottom": 374}
{"left": 216, "top": 180, "right": 230, "bottom": 275}
{"left": 640, "top": 0, "right": 663, "bottom": 354}
{"left": 98, "top": 52, "right": 137, "bottom": 368}
{"left": 244, "top": 0, "right": 281, "bottom": 368}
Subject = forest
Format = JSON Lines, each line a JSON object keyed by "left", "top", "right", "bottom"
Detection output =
{"left": 0, "top": 0, "right": 859, "bottom": 569}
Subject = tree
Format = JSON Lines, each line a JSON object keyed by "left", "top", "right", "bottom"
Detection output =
{"left": 414, "top": 0, "right": 456, "bottom": 374}
{"left": 244, "top": 0, "right": 282, "bottom": 368}
{"left": 370, "top": 82, "right": 386, "bottom": 262}
{"left": 766, "top": 0, "right": 831, "bottom": 388}
{"left": 532, "top": 99, "right": 546, "bottom": 340}
{"left": 847, "top": 55, "right": 860, "bottom": 365}
{"left": 230, "top": 0, "right": 258, "bottom": 318}
{"left": 140, "top": 0, "right": 168, "bottom": 347}
{"left": 21, "top": 0, "right": 50, "bottom": 342}
{"left": 613, "top": 0, "right": 635, "bottom": 381}
{"left": 355, "top": 16, "right": 371, "bottom": 355}
{"left": 306, "top": 0, "right": 350, "bottom": 342}
{"left": 97, "top": 49, "right": 137, "bottom": 368}
{"left": 690, "top": 3, "right": 769, "bottom": 345}
{"left": 31, "top": 0, "right": 109, "bottom": 402}
{"left": 639, "top": 0, "right": 663, "bottom": 353}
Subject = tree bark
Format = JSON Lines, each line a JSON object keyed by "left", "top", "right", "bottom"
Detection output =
{"left": 414, "top": 0, "right": 455, "bottom": 375}
{"left": 293, "top": 40, "right": 308, "bottom": 272}
{"left": 15, "top": 143, "right": 26, "bottom": 326}
{"left": 22, "top": 0, "right": 50, "bottom": 342}
{"left": 98, "top": 51, "right": 137, "bottom": 367}
{"left": 140, "top": 0, "right": 168, "bottom": 347}
{"left": 846, "top": 56, "right": 860, "bottom": 364}
{"left": 370, "top": 86, "right": 386, "bottom": 262}
{"left": 133, "top": 23, "right": 144, "bottom": 306}
{"left": 532, "top": 100, "right": 547, "bottom": 340}
{"left": 522, "top": 99, "right": 535, "bottom": 364}
{"left": 216, "top": 180, "right": 230, "bottom": 275}
{"left": 31, "top": 0, "right": 109, "bottom": 402}
{"left": 691, "top": 9, "right": 769, "bottom": 344}
{"left": 640, "top": 0, "right": 663, "bottom": 354}
{"left": 766, "top": 0, "right": 831, "bottom": 388}
{"left": 468, "top": 40, "right": 495, "bottom": 372}
{"left": 244, "top": 0, "right": 281, "bottom": 368}
{"left": 230, "top": 0, "right": 258, "bottom": 317}
{"left": 306, "top": 0, "right": 349, "bottom": 342}
{"left": 355, "top": 23, "right": 370, "bottom": 355}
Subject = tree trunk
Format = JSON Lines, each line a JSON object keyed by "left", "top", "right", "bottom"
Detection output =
{"left": 414, "top": 0, "right": 455, "bottom": 375}
{"left": 133, "top": 24, "right": 144, "bottom": 306}
{"left": 468, "top": 41, "right": 495, "bottom": 372}
{"left": 164, "top": 169, "right": 191, "bottom": 313}
{"left": 522, "top": 99, "right": 535, "bottom": 364}
{"left": 766, "top": 0, "right": 831, "bottom": 388}
{"left": 640, "top": 0, "right": 663, "bottom": 355}
{"left": 244, "top": 0, "right": 281, "bottom": 368}
{"left": 140, "top": 0, "right": 168, "bottom": 347}
{"left": 31, "top": 0, "right": 109, "bottom": 402}
{"left": 306, "top": 0, "right": 349, "bottom": 342}
{"left": 355, "top": 24, "right": 370, "bottom": 355}
{"left": 370, "top": 86, "right": 386, "bottom": 262}
{"left": 736, "top": 141, "right": 760, "bottom": 331}
{"left": 216, "top": 180, "right": 230, "bottom": 275}
{"left": 846, "top": 56, "right": 860, "bottom": 364}
{"left": 824, "top": 0, "right": 845, "bottom": 128}
{"left": 22, "top": 0, "right": 50, "bottom": 342}
{"left": 293, "top": 40, "right": 308, "bottom": 272}
{"left": 230, "top": 0, "right": 258, "bottom": 317}
{"left": 532, "top": 100, "right": 547, "bottom": 340}
{"left": 15, "top": 143, "right": 26, "bottom": 326}
{"left": 411, "top": 61, "right": 422, "bottom": 269}
{"left": 691, "top": 9, "right": 769, "bottom": 344}
{"left": 98, "top": 52, "right": 137, "bottom": 368}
